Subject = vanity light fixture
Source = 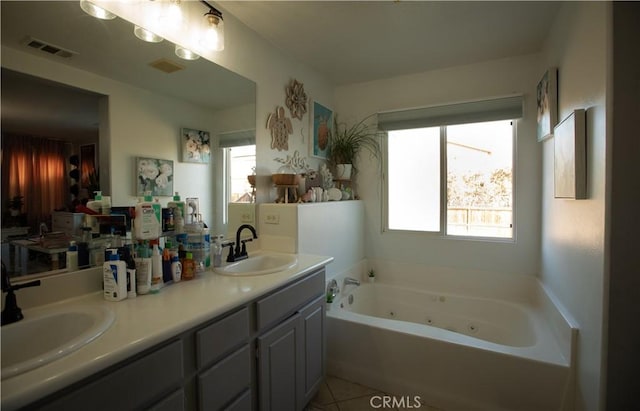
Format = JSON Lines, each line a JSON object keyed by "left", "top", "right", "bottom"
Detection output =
{"left": 175, "top": 44, "right": 200, "bottom": 61}
{"left": 79, "top": 0, "right": 116, "bottom": 20}
{"left": 200, "top": 2, "right": 224, "bottom": 51}
{"left": 134, "top": 25, "right": 164, "bottom": 43}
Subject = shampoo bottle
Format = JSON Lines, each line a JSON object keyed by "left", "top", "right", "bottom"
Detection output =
{"left": 103, "top": 249, "right": 127, "bottom": 301}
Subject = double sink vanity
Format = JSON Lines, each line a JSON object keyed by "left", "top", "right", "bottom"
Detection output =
{"left": 1, "top": 251, "right": 333, "bottom": 411}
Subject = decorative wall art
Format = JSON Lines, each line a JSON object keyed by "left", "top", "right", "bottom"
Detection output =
{"left": 310, "top": 100, "right": 333, "bottom": 159}
{"left": 554, "top": 109, "right": 586, "bottom": 199}
{"left": 536, "top": 67, "right": 558, "bottom": 142}
{"left": 136, "top": 157, "right": 174, "bottom": 196}
{"left": 267, "top": 106, "right": 293, "bottom": 151}
{"left": 285, "top": 78, "right": 308, "bottom": 120}
{"left": 181, "top": 128, "right": 211, "bottom": 164}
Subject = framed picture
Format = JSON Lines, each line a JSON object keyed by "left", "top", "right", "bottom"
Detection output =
{"left": 136, "top": 157, "right": 174, "bottom": 196}
{"left": 554, "top": 109, "right": 586, "bottom": 199}
{"left": 309, "top": 100, "right": 333, "bottom": 159}
{"left": 536, "top": 67, "right": 558, "bottom": 142}
{"left": 181, "top": 127, "right": 211, "bottom": 164}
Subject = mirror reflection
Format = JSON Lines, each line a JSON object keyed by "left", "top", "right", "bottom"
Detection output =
{"left": 1, "top": 1, "right": 256, "bottom": 278}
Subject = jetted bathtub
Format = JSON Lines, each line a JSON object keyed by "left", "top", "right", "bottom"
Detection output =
{"left": 326, "top": 265, "right": 577, "bottom": 411}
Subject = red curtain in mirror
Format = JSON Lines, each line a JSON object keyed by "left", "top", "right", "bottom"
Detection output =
{"left": 1, "top": 134, "right": 68, "bottom": 233}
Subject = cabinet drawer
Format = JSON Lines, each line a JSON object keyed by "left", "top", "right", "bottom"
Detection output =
{"left": 196, "top": 307, "right": 249, "bottom": 369}
{"left": 256, "top": 269, "right": 324, "bottom": 331}
{"left": 35, "top": 340, "right": 184, "bottom": 411}
{"left": 224, "top": 389, "right": 252, "bottom": 411}
{"left": 147, "top": 389, "right": 185, "bottom": 411}
{"left": 197, "top": 345, "right": 251, "bottom": 411}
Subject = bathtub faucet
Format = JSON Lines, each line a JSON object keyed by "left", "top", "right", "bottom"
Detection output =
{"left": 344, "top": 277, "right": 360, "bottom": 287}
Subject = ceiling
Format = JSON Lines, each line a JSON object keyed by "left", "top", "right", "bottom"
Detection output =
{"left": 1, "top": 1, "right": 561, "bottom": 140}
{"left": 221, "top": 1, "right": 562, "bottom": 85}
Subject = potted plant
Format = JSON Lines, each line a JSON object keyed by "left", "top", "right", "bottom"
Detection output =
{"left": 367, "top": 269, "right": 376, "bottom": 283}
{"left": 7, "top": 195, "right": 24, "bottom": 216}
{"left": 328, "top": 115, "right": 382, "bottom": 180}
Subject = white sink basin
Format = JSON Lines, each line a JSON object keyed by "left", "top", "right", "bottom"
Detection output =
{"left": 1, "top": 305, "right": 115, "bottom": 380}
{"left": 214, "top": 252, "right": 298, "bottom": 276}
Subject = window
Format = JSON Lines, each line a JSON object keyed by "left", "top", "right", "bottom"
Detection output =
{"left": 224, "top": 145, "right": 256, "bottom": 204}
{"left": 386, "top": 119, "right": 514, "bottom": 239}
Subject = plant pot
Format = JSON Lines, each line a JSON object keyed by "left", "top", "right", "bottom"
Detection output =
{"left": 368, "top": 276, "right": 375, "bottom": 283}
{"left": 335, "top": 164, "right": 352, "bottom": 180}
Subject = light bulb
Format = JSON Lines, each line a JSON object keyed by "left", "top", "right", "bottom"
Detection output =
{"left": 134, "top": 26, "right": 163, "bottom": 43}
{"left": 165, "top": 0, "right": 183, "bottom": 28}
{"left": 200, "top": 13, "right": 224, "bottom": 51}
{"left": 79, "top": 0, "right": 116, "bottom": 20}
{"left": 175, "top": 45, "right": 200, "bottom": 61}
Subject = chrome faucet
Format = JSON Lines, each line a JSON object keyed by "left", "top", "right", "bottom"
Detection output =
{"left": 344, "top": 277, "right": 360, "bottom": 287}
{"left": 1, "top": 261, "right": 41, "bottom": 326}
{"left": 226, "top": 224, "right": 258, "bottom": 263}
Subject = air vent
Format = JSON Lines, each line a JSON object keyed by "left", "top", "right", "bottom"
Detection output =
{"left": 23, "top": 36, "right": 77, "bottom": 58}
{"left": 149, "top": 58, "right": 185, "bottom": 74}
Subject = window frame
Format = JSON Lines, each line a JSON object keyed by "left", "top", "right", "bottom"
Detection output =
{"left": 382, "top": 120, "right": 517, "bottom": 243}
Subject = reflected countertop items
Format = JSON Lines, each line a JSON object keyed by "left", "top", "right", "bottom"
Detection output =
{"left": 9, "top": 240, "right": 68, "bottom": 275}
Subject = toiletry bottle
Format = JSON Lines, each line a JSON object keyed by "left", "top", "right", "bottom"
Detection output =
{"left": 126, "top": 247, "right": 137, "bottom": 299}
{"left": 135, "top": 192, "right": 161, "bottom": 239}
{"left": 213, "top": 236, "right": 223, "bottom": 268}
{"left": 150, "top": 243, "right": 163, "bottom": 293}
{"left": 168, "top": 192, "right": 186, "bottom": 227}
{"left": 182, "top": 252, "right": 196, "bottom": 280}
{"left": 101, "top": 195, "right": 111, "bottom": 216}
{"left": 162, "top": 242, "right": 173, "bottom": 283}
{"left": 135, "top": 244, "right": 152, "bottom": 295}
{"left": 173, "top": 207, "right": 185, "bottom": 234}
{"left": 203, "top": 227, "right": 211, "bottom": 268}
{"left": 87, "top": 191, "right": 103, "bottom": 214}
{"left": 171, "top": 255, "right": 182, "bottom": 283}
{"left": 103, "top": 249, "right": 127, "bottom": 301}
{"left": 66, "top": 241, "right": 78, "bottom": 271}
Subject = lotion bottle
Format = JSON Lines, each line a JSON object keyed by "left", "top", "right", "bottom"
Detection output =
{"left": 103, "top": 249, "right": 127, "bottom": 301}
{"left": 135, "top": 192, "right": 161, "bottom": 239}
{"left": 171, "top": 255, "right": 182, "bottom": 283}
{"left": 66, "top": 241, "right": 78, "bottom": 271}
{"left": 135, "top": 244, "right": 152, "bottom": 295}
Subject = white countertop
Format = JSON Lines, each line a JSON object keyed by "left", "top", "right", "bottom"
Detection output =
{"left": 1, "top": 253, "right": 333, "bottom": 410}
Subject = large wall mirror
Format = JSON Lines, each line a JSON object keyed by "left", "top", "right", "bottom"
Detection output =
{"left": 1, "top": 1, "right": 256, "bottom": 278}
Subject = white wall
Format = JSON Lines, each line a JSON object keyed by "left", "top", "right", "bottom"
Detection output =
{"left": 334, "top": 54, "right": 542, "bottom": 276}
{"left": 539, "top": 3, "right": 609, "bottom": 410}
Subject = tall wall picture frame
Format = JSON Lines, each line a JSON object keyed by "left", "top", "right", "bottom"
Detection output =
{"left": 310, "top": 100, "right": 333, "bottom": 159}
{"left": 554, "top": 109, "right": 586, "bottom": 199}
{"left": 181, "top": 127, "right": 211, "bottom": 164}
{"left": 136, "top": 157, "right": 174, "bottom": 196}
{"left": 536, "top": 67, "right": 558, "bottom": 142}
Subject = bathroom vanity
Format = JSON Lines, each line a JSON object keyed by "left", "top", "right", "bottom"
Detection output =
{"left": 1, "top": 254, "right": 332, "bottom": 411}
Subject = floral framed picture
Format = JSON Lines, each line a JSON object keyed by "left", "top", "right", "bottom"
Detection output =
{"left": 536, "top": 67, "right": 558, "bottom": 142}
{"left": 181, "top": 127, "right": 211, "bottom": 164}
{"left": 310, "top": 100, "right": 333, "bottom": 159}
{"left": 136, "top": 157, "right": 174, "bottom": 196}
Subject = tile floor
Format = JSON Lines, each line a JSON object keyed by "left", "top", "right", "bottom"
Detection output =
{"left": 306, "top": 375, "right": 443, "bottom": 411}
